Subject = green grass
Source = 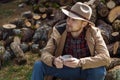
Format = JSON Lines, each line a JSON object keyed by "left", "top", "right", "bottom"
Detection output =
{"left": 0, "top": 52, "right": 40, "bottom": 80}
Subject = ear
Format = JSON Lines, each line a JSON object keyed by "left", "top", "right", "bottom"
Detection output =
{"left": 82, "top": 21, "right": 88, "bottom": 28}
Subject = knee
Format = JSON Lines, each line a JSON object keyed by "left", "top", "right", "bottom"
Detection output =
{"left": 34, "top": 61, "right": 44, "bottom": 69}
{"left": 88, "top": 67, "right": 106, "bottom": 78}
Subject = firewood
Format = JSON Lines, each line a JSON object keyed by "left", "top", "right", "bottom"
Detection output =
{"left": 96, "top": 19, "right": 113, "bottom": 44}
{"left": 111, "top": 32, "right": 119, "bottom": 37}
{"left": 34, "top": 21, "right": 41, "bottom": 29}
{"left": 10, "top": 18, "right": 24, "bottom": 28}
{"left": 108, "top": 6, "right": 120, "bottom": 23}
{"left": 21, "top": 11, "right": 33, "bottom": 19}
{"left": 33, "top": 14, "right": 41, "bottom": 20}
{"left": 21, "top": 28, "right": 34, "bottom": 42}
{"left": 112, "top": 19, "right": 120, "bottom": 31}
{"left": 113, "top": 0, "right": 120, "bottom": 5}
{"left": 20, "top": 42, "right": 30, "bottom": 53}
{"left": 106, "top": 0, "right": 116, "bottom": 9}
{"left": 39, "top": 7, "right": 47, "bottom": 14}
{"left": 84, "top": 0, "right": 100, "bottom": 6}
{"left": 41, "top": 13, "right": 47, "bottom": 20}
{"left": 0, "top": 54, "right": 3, "bottom": 69}
{"left": 113, "top": 41, "right": 119, "bottom": 55}
{"left": 13, "top": 36, "right": 21, "bottom": 45}
{"left": 10, "top": 42, "right": 24, "bottom": 58}
{"left": 97, "top": 2, "right": 109, "bottom": 17}
{"left": 110, "top": 32, "right": 120, "bottom": 43}
{"left": 4, "top": 36, "right": 14, "bottom": 48}
{"left": 2, "top": 24, "right": 15, "bottom": 40}
{"left": 24, "top": 19, "right": 32, "bottom": 27}
{"left": 2, "top": 23, "right": 16, "bottom": 29}
{"left": 31, "top": 43, "right": 39, "bottom": 53}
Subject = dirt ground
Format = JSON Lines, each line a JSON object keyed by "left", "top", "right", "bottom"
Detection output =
{"left": 0, "top": 0, "right": 31, "bottom": 26}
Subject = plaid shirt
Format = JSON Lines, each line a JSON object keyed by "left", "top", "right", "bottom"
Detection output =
{"left": 62, "top": 28, "right": 91, "bottom": 59}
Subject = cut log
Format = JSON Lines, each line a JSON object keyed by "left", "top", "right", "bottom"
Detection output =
{"left": 112, "top": 19, "right": 120, "bottom": 31}
{"left": 41, "top": 13, "right": 47, "bottom": 20}
{"left": 24, "top": 19, "right": 32, "bottom": 27}
{"left": 33, "top": 14, "right": 41, "bottom": 20}
{"left": 108, "top": 6, "right": 120, "bottom": 23}
{"left": 106, "top": 0, "right": 116, "bottom": 9}
{"left": 110, "top": 32, "right": 120, "bottom": 43}
{"left": 2, "top": 24, "right": 16, "bottom": 29}
{"left": 39, "top": 7, "right": 47, "bottom": 14}
{"left": 97, "top": 2, "right": 109, "bottom": 17}
{"left": 2, "top": 24, "right": 15, "bottom": 40}
{"left": 113, "top": 41, "right": 119, "bottom": 55}
{"left": 111, "top": 32, "right": 119, "bottom": 37}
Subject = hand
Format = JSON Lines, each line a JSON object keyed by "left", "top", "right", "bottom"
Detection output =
{"left": 63, "top": 58, "right": 80, "bottom": 68}
{"left": 54, "top": 56, "right": 63, "bottom": 68}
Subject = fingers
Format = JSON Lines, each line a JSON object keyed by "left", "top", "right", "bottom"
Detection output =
{"left": 54, "top": 57, "right": 63, "bottom": 68}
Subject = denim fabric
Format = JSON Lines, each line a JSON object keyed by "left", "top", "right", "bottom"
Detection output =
{"left": 32, "top": 61, "right": 106, "bottom": 80}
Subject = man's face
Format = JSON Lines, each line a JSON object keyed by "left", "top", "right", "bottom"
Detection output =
{"left": 66, "top": 17, "right": 83, "bottom": 32}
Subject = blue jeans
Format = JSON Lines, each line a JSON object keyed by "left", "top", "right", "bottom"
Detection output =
{"left": 32, "top": 61, "right": 106, "bottom": 80}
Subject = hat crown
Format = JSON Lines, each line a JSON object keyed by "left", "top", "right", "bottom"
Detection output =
{"left": 71, "top": 2, "right": 92, "bottom": 20}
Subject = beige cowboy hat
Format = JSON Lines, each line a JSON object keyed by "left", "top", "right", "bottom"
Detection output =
{"left": 61, "top": 2, "right": 94, "bottom": 25}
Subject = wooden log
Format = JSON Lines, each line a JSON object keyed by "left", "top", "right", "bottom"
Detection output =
{"left": 106, "top": 0, "right": 116, "bottom": 9}
{"left": 110, "top": 32, "right": 120, "bottom": 43}
{"left": 108, "top": 6, "right": 120, "bottom": 23}
{"left": 107, "top": 58, "right": 120, "bottom": 70}
{"left": 10, "top": 42, "right": 24, "bottom": 58}
{"left": 113, "top": 0, "right": 120, "bottom": 5}
{"left": 2, "top": 23, "right": 16, "bottom": 29}
{"left": 96, "top": 19, "right": 113, "bottom": 44}
{"left": 21, "top": 28, "right": 34, "bottom": 42}
{"left": 24, "top": 19, "right": 32, "bottom": 27}
{"left": 113, "top": 41, "right": 119, "bottom": 55}
{"left": 41, "top": 13, "right": 47, "bottom": 20}
{"left": 97, "top": 2, "right": 109, "bottom": 17}
{"left": 10, "top": 39, "right": 27, "bottom": 65}
{"left": 21, "top": 11, "right": 33, "bottom": 19}
{"left": 39, "top": 7, "right": 47, "bottom": 14}
{"left": 0, "top": 54, "right": 3, "bottom": 69}
{"left": 112, "top": 19, "right": 120, "bottom": 31}
{"left": 33, "top": 14, "right": 41, "bottom": 20}
{"left": 4, "top": 36, "right": 14, "bottom": 48}
{"left": 2, "top": 24, "right": 15, "bottom": 40}
{"left": 111, "top": 32, "right": 119, "bottom": 37}
{"left": 10, "top": 18, "right": 24, "bottom": 28}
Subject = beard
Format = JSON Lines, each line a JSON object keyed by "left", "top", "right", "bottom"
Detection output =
{"left": 66, "top": 25, "right": 83, "bottom": 32}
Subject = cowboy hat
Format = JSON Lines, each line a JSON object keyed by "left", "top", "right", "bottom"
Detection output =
{"left": 61, "top": 2, "right": 94, "bottom": 25}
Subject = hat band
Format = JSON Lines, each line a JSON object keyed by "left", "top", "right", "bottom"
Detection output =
{"left": 67, "top": 9, "right": 89, "bottom": 21}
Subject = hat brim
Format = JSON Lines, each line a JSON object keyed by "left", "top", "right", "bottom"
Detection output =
{"left": 61, "top": 8, "right": 95, "bottom": 26}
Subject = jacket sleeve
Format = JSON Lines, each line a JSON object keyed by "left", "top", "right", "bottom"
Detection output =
{"left": 40, "top": 27, "right": 61, "bottom": 67}
{"left": 80, "top": 27, "right": 111, "bottom": 69}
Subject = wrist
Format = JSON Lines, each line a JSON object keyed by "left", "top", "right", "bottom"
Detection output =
{"left": 77, "top": 60, "right": 82, "bottom": 67}
{"left": 52, "top": 57, "right": 56, "bottom": 67}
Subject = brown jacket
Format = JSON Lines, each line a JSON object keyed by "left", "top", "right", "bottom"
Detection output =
{"left": 41, "top": 22, "right": 111, "bottom": 80}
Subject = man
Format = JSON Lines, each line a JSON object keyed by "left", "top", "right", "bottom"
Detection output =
{"left": 32, "top": 2, "right": 111, "bottom": 80}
